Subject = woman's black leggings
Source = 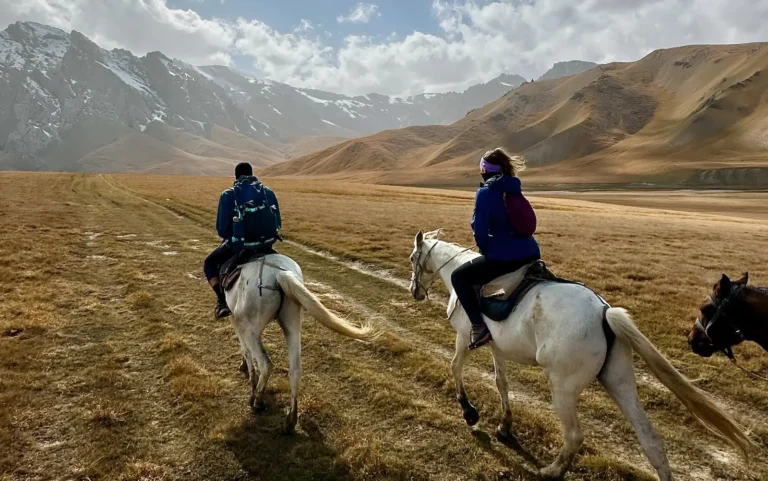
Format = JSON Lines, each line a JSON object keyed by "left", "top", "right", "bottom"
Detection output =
{"left": 450, "top": 255, "right": 540, "bottom": 328}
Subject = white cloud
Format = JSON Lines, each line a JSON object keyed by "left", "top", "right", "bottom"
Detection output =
{"left": 294, "top": 19, "right": 314, "bottom": 33}
{"left": 3, "top": 0, "right": 768, "bottom": 96}
{"left": 336, "top": 3, "right": 380, "bottom": 24}
{"left": 0, "top": 0, "right": 235, "bottom": 65}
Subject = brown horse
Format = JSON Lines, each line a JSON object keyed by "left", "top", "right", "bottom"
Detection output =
{"left": 689, "top": 273, "right": 768, "bottom": 359}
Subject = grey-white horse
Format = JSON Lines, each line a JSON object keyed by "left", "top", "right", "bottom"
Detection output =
{"left": 226, "top": 253, "right": 376, "bottom": 433}
{"left": 409, "top": 230, "right": 750, "bottom": 480}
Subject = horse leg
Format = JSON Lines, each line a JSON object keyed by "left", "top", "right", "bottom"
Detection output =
{"left": 540, "top": 380, "right": 584, "bottom": 479}
{"left": 491, "top": 351, "right": 513, "bottom": 439}
{"left": 452, "top": 332, "right": 479, "bottom": 426}
{"left": 248, "top": 335, "right": 273, "bottom": 413}
{"left": 235, "top": 333, "right": 251, "bottom": 378}
{"left": 599, "top": 340, "right": 672, "bottom": 481}
{"left": 278, "top": 300, "right": 302, "bottom": 434}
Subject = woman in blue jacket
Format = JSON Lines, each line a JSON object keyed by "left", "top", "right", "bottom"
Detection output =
{"left": 451, "top": 148, "right": 541, "bottom": 350}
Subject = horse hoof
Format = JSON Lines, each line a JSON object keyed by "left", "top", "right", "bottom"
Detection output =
{"left": 539, "top": 465, "right": 564, "bottom": 480}
{"left": 463, "top": 407, "right": 480, "bottom": 427}
{"left": 251, "top": 399, "right": 267, "bottom": 413}
{"left": 281, "top": 422, "right": 296, "bottom": 436}
{"left": 495, "top": 424, "right": 512, "bottom": 440}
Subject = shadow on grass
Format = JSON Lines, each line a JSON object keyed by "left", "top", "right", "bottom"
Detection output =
{"left": 225, "top": 407, "right": 352, "bottom": 481}
{"left": 471, "top": 429, "right": 542, "bottom": 478}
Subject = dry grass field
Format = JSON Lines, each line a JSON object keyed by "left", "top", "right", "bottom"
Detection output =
{"left": 2, "top": 172, "right": 768, "bottom": 481}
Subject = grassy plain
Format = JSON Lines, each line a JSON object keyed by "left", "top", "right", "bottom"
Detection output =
{"left": 2, "top": 172, "right": 768, "bottom": 480}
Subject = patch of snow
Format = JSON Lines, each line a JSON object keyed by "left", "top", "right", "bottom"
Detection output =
{"left": 189, "top": 119, "right": 206, "bottom": 130}
{"left": 336, "top": 99, "right": 367, "bottom": 109}
{"left": 25, "top": 77, "right": 50, "bottom": 98}
{"left": 151, "top": 110, "right": 166, "bottom": 122}
{"left": 96, "top": 58, "right": 154, "bottom": 96}
{"left": 300, "top": 91, "right": 331, "bottom": 105}
{"left": 423, "top": 93, "right": 437, "bottom": 99}
{"left": 250, "top": 116, "right": 269, "bottom": 129}
{"left": 0, "top": 23, "right": 71, "bottom": 71}
{"left": 389, "top": 96, "right": 412, "bottom": 105}
{"left": 272, "top": 107, "right": 282, "bottom": 115}
{"left": 321, "top": 119, "right": 338, "bottom": 127}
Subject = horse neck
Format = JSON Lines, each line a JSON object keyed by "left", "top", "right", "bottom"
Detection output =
{"left": 741, "top": 287, "right": 768, "bottom": 350}
{"left": 426, "top": 241, "right": 478, "bottom": 291}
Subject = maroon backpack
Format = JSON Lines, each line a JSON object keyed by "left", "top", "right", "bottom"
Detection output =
{"left": 503, "top": 192, "right": 537, "bottom": 236}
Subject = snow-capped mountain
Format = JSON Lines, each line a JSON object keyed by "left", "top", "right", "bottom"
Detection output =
{"left": 0, "top": 21, "right": 530, "bottom": 171}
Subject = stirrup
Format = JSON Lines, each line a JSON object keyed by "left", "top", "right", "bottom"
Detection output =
{"left": 214, "top": 302, "right": 231, "bottom": 319}
{"left": 468, "top": 327, "right": 492, "bottom": 350}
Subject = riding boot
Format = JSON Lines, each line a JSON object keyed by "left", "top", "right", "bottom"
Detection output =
{"left": 213, "top": 283, "right": 231, "bottom": 319}
{"left": 467, "top": 309, "right": 492, "bottom": 350}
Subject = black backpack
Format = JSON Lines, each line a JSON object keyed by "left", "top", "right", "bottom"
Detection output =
{"left": 231, "top": 178, "right": 279, "bottom": 253}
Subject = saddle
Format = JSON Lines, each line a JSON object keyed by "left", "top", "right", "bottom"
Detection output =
{"left": 220, "top": 248, "right": 276, "bottom": 291}
{"left": 478, "top": 260, "right": 579, "bottom": 322}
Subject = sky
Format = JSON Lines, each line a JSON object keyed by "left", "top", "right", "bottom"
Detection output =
{"left": 3, "top": 0, "right": 768, "bottom": 97}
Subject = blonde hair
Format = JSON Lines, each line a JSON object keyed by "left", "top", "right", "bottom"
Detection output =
{"left": 483, "top": 148, "right": 527, "bottom": 177}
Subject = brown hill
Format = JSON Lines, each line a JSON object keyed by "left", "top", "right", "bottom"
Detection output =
{"left": 264, "top": 43, "right": 768, "bottom": 187}
{"left": 206, "top": 124, "right": 285, "bottom": 160}
{"left": 143, "top": 122, "right": 281, "bottom": 166}
{"left": 71, "top": 123, "right": 348, "bottom": 176}
{"left": 77, "top": 130, "right": 242, "bottom": 176}
{"left": 278, "top": 135, "right": 352, "bottom": 159}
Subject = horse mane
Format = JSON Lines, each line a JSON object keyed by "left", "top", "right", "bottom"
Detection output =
{"left": 747, "top": 285, "right": 768, "bottom": 296}
{"left": 423, "top": 229, "right": 469, "bottom": 250}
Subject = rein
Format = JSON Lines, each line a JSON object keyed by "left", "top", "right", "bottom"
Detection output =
{"left": 412, "top": 240, "right": 475, "bottom": 299}
{"left": 728, "top": 353, "right": 768, "bottom": 382}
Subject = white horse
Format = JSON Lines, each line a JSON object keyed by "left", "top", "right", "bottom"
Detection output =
{"left": 226, "top": 253, "right": 376, "bottom": 433}
{"left": 408, "top": 230, "right": 750, "bottom": 480}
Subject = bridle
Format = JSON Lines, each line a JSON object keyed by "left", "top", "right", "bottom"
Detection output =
{"left": 411, "top": 240, "right": 475, "bottom": 299}
{"left": 694, "top": 285, "right": 768, "bottom": 381}
{"left": 694, "top": 285, "right": 745, "bottom": 359}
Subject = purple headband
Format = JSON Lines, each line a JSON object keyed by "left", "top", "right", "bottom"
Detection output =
{"left": 480, "top": 157, "right": 503, "bottom": 173}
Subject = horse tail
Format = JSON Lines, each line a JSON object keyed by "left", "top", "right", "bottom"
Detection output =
{"left": 276, "top": 270, "right": 378, "bottom": 341}
{"left": 605, "top": 307, "right": 752, "bottom": 457}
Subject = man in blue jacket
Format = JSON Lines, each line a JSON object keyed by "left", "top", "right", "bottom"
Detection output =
{"left": 203, "top": 162, "right": 282, "bottom": 319}
{"left": 451, "top": 149, "right": 541, "bottom": 349}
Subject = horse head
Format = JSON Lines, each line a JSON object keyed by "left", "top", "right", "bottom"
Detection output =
{"left": 689, "top": 272, "right": 750, "bottom": 357}
{"left": 409, "top": 229, "right": 442, "bottom": 301}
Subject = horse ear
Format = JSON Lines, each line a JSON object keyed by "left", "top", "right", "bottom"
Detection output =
{"left": 715, "top": 274, "right": 732, "bottom": 297}
{"left": 736, "top": 272, "right": 749, "bottom": 285}
{"left": 415, "top": 230, "right": 424, "bottom": 247}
